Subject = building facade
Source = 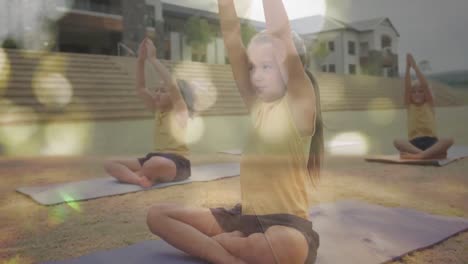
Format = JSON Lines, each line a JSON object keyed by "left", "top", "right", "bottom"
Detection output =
{"left": 292, "top": 16, "right": 400, "bottom": 77}
{"left": 0, "top": 1, "right": 399, "bottom": 76}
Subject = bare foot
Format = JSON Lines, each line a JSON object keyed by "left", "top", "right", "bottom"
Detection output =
{"left": 400, "top": 152, "right": 422, "bottom": 160}
{"left": 428, "top": 152, "right": 448, "bottom": 160}
{"left": 138, "top": 176, "right": 153, "bottom": 188}
{"left": 213, "top": 231, "right": 245, "bottom": 241}
{"left": 212, "top": 231, "right": 247, "bottom": 264}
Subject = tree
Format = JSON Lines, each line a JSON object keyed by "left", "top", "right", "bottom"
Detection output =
{"left": 184, "top": 16, "right": 215, "bottom": 50}
{"left": 310, "top": 40, "right": 329, "bottom": 70}
{"left": 240, "top": 23, "right": 257, "bottom": 46}
{"left": 1, "top": 37, "right": 20, "bottom": 49}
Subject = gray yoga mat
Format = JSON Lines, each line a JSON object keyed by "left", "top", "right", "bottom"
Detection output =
{"left": 218, "top": 149, "right": 242, "bottom": 155}
{"left": 43, "top": 200, "right": 468, "bottom": 264}
{"left": 365, "top": 145, "right": 468, "bottom": 166}
{"left": 17, "top": 163, "right": 240, "bottom": 205}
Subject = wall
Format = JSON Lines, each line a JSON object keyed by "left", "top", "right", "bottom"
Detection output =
{"left": 314, "top": 31, "right": 345, "bottom": 74}
{"left": 374, "top": 21, "right": 399, "bottom": 53}
{"left": 2, "top": 106, "right": 467, "bottom": 157}
{"left": 343, "top": 30, "right": 361, "bottom": 74}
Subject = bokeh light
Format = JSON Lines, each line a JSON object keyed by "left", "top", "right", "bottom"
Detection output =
{"left": 47, "top": 206, "right": 68, "bottom": 227}
{"left": 239, "top": 0, "right": 327, "bottom": 20}
{"left": 186, "top": 116, "right": 206, "bottom": 144}
{"left": 3, "top": 255, "right": 34, "bottom": 264}
{"left": 172, "top": 62, "right": 218, "bottom": 112}
{"left": 328, "top": 132, "right": 369, "bottom": 156}
{"left": 41, "top": 114, "right": 92, "bottom": 156}
{"left": 191, "top": 79, "right": 218, "bottom": 112}
{"left": 167, "top": 113, "right": 206, "bottom": 145}
{"left": 0, "top": 49, "right": 11, "bottom": 96}
{"left": 61, "top": 192, "right": 81, "bottom": 212}
{"left": 33, "top": 73, "right": 73, "bottom": 108}
{"left": 32, "top": 55, "right": 73, "bottom": 108}
{"left": 0, "top": 100, "right": 39, "bottom": 153}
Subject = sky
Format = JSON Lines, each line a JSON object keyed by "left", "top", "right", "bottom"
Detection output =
{"left": 162, "top": 0, "right": 468, "bottom": 74}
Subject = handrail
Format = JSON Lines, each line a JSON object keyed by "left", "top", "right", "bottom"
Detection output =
{"left": 117, "top": 42, "right": 136, "bottom": 57}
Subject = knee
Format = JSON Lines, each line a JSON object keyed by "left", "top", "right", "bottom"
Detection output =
{"left": 264, "top": 226, "right": 308, "bottom": 264}
{"left": 146, "top": 203, "right": 177, "bottom": 234}
{"left": 445, "top": 138, "right": 454, "bottom": 146}
{"left": 103, "top": 160, "right": 117, "bottom": 173}
{"left": 245, "top": 233, "right": 274, "bottom": 263}
{"left": 141, "top": 157, "right": 170, "bottom": 173}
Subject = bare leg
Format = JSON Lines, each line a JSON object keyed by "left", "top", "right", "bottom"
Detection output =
{"left": 147, "top": 203, "right": 245, "bottom": 264}
{"left": 104, "top": 158, "right": 142, "bottom": 185}
{"left": 394, "top": 139, "right": 422, "bottom": 156}
{"left": 214, "top": 225, "right": 309, "bottom": 264}
{"left": 402, "top": 138, "right": 454, "bottom": 160}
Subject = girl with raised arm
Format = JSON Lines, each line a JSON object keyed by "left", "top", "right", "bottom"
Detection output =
{"left": 146, "top": 0, "right": 322, "bottom": 262}
{"left": 104, "top": 38, "right": 195, "bottom": 188}
{"left": 394, "top": 53, "right": 453, "bottom": 159}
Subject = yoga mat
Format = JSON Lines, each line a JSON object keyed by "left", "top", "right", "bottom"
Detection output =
{"left": 218, "top": 149, "right": 242, "bottom": 155}
{"left": 365, "top": 145, "right": 468, "bottom": 166}
{"left": 17, "top": 163, "right": 240, "bottom": 205}
{"left": 43, "top": 200, "right": 468, "bottom": 264}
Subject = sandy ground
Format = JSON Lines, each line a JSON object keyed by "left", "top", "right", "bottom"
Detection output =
{"left": 1, "top": 99, "right": 468, "bottom": 263}
{"left": 0, "top": 151, "right": 467, "bottom": 264}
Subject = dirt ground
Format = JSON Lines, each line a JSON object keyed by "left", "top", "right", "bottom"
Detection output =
{"left": 0, "top": 151, "right": 467, "bottom": 264}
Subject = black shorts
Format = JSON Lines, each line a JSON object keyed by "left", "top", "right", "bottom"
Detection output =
{"left": 410, "top": 136, "right": 438, "bottom": 151}
{"left": 210, "top": 204, "right": 320, "bottom": 264}
{"left": 138, "top": 152, "right": 191, "bottom": 181}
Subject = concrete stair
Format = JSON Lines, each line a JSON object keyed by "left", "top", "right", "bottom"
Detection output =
{"left": 0, "top": 48, "right": 462, "bottom": 125}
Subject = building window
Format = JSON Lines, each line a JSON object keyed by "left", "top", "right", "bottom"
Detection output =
{"left": 381, "top": 35, "right": 392, "bottom": 49}
{"left": 145, "top": 5, "right": 156, "bottom": 27}
{"left": 163, "top": 38, "right": 171, "bottom": 60}
{"left": 321, "top": 65, "right": 327, "bottom": 72}
{"left": 328, "top": 64, "right": 336, "bottom": 73}
{"left": 349, "top": 64, "right": 357, "bottom": 75}
{"left": 72, "top": 0, "right": 121, "bottom": 14}
{"left": 328, "top": 41, "right": 335, "bottom": 52}
{"left": 348, "top": 41, "right": 356, "bottom": 55}
{"left": 360, "top": 42, "right": 369, "bottom": 57}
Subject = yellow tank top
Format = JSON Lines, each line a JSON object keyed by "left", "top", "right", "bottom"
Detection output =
{"left": 154, "top": 111, "right": 189, "bottom": 155}
{"left": 240, "top": 97, "right": 312, "bottom": 219}
{"left": 407, "top": 103, "right": 437, "bottom": 140}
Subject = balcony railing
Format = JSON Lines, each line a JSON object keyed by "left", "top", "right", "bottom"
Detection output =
{"left": 61, "top": 0, "right": 122, "bottom": 15}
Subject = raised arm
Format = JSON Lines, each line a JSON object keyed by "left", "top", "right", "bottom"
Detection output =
{"left": 218, "top": 0, "right": 256, "bottom": 109}
{"left": 145, "top": 39, "right": 189, "bottom": 115}
{"left": 263, "top": 0, "right": 316, "bottom": 135}
{"left": 404, "top": 54, "right": 412, "bottom": 105}
{"left": 409, "top": 54, "right": 433, "bottom": 104}
{"left": 136, "top": 39, "right": 158, "bottom": 111}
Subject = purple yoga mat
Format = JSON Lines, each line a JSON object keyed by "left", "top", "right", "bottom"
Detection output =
{"left": 43, "top": 200, "right": 468, "bottom": 264}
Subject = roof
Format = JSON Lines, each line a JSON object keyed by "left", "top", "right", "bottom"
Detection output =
{"left": 349, "top": 17, "right": 400, "bottom": 37}
{"left": 290, "top": 15, "right": 350, "bottom": 35}
{"left": 290, "top": 15, "right": 400, "bottom": 37}
{"left": 161, "top": 4, "right": 399, "bottom": 37}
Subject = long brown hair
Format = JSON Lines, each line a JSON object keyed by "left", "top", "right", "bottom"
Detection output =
{"left": 248, "top": 31, "right": 324, "bottom": 185}
{"left": 292, "top": 32, "right": 324, "bottom": 186}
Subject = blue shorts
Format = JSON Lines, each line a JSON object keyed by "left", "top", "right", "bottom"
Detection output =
{"left": 410, "top": 136, "right": 438, "bottom": 151}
